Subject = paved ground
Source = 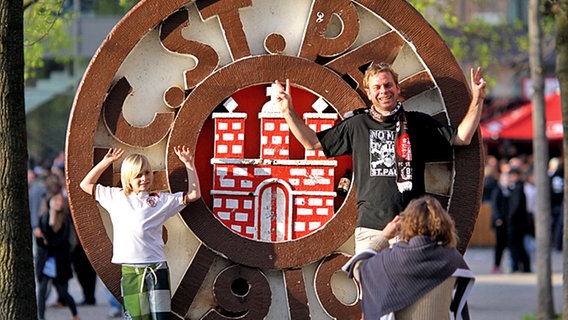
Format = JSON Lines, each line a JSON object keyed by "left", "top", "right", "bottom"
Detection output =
{"left": 44, "top": 246, "right": 564, "bottom": 320}
{"left": 42, "top": 278, "right": 120, "bottom": 320}
{"left": 465, "top": 246, "right": 563, "bottom": 320}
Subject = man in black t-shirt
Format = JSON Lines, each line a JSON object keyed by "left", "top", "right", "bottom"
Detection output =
{"left": 273, "top": 63, "right": 486, "bottom": 252}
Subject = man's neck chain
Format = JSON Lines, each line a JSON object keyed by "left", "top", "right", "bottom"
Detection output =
{"left": 369, "top": 102, "right": 401, "bottom": 122}
{"left": 369, "top": 107, "right": 386, "bottom": 122}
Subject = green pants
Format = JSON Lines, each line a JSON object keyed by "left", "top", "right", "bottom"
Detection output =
{"left": 121, "top": 262, "right": 171, "bottom": 320}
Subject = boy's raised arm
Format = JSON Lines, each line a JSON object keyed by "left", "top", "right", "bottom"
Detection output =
{"left": 173, "top": 145, "right": 201, "bottom": 203}
{"left": 79, "top": 148, "right": 125, "bottom": 195}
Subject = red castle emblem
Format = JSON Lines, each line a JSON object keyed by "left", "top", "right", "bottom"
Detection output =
{"left": 210, "top": 84, "right": 339, "bottom": 241}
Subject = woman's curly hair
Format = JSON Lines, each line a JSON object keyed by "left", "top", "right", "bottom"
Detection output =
{"left": 399, "top": 195, "right": 458, "bottom": 248}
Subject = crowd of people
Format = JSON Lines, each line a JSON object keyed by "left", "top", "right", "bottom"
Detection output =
{"left": 483, "top": 154, "right": 564, "bottom": 274}
{"left": 28, "top": 152, "right": 122, "bottom": 320}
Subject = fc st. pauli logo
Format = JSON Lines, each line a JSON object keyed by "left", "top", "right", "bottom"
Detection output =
{"left": 66, "top": 0, "right": 481, "bottom": 318}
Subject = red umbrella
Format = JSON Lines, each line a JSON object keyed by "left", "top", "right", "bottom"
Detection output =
{"left": 481, "top": 91, "right": 563, "bottom": 140}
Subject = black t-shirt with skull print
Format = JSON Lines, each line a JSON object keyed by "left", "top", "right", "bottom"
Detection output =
{"left": 317, "top": 110, "right": 456, "bottom": 230}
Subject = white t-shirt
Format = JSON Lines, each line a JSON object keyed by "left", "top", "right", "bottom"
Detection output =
{"left": 95, "top": 185, "right": 186, "bottom": 264}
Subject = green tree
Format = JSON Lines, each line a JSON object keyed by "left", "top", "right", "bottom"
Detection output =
{"left": 118, "top": 0, "right": 137, "bottom": 11}
{"left": 0, "top": 0, "right": 38, "bottom": 318}
{"left": 529, "top": 0, "right": 555, "bottom": 318}
{"left": 96, "top": 0, "right": 131, "bottom": 15}
{"left": 544, "top": 0, "right": 568, "bottom": 318}
{"left": 408, "top": 0, "right": 508, "bottom": 70}
{"left": 409, "top": 0, "right": 556, "bottom": 88}
{"left": 24, "top": 0, "right": 72, "bottom": 82}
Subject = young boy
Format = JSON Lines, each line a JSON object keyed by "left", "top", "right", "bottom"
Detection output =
{"left": 80, "top": 145, "right": 200, "bottom": 320}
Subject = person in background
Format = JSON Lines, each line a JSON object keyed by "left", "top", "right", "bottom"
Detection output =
{"left": 490, "top": 169, "right": 509, "bottom": 273}
{"left": 506, "top": 167, "right": 531, "bottom": 273}
{"left": 79, "top": 146, "right": 201, "bottom": 320}
{"left": 549, "top": 157, "right": 564, "bottom": 251}
{"left": 343, "top": 195, "right": 474, "bottom": 320}
{"left": 104, "top": 284, "right": 123, "bottom": 318}
{"left": 522, "top": 169, "right": 536, "bottom": 258}
{"left": 29, "top": 167, "right": 48, "bottom": 255}
{"left": 72, "top": 236, "right": 98, "bottom": 306}
{"left": 483, "top": 155, "right": 500, "bottom": 203}
{"left": 35, "top": 191, "right": 80, "bottom": 320}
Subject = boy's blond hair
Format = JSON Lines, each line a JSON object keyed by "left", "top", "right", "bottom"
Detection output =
{"left": 120, "top": 153, "right": 152, "bottom": 195}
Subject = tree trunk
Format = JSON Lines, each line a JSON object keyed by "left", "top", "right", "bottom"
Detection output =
{"left": 0, "top": 0, "right": 38, "bottom": 318}
{"left": 555, "top": 0, "right": 568, "bottom": 319}
{"left": 529, "top": 0, "right": 555, "bottom": 319}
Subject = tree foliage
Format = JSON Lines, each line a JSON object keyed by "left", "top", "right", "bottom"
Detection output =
{"left": 409, "top": 0, "right": 555, "bottom": 87}
{"left": 23, "top": 0, "right": 72, "bottom": 82}
{"left": 118, "top": 0, "right": 137, "bottom": 11}
{"left": 93, "top": 0, "right": 131, "bottom": 15}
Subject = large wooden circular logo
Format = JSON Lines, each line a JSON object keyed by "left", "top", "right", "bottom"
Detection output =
{"left": 66, "top": 0, "right": 483, "bottom": 319}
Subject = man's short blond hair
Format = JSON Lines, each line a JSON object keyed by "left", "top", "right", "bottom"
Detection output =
{"left": 362, "top": 62, "right": 399, "bottom": 89}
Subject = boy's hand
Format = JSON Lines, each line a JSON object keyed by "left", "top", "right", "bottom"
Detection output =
{"left": 103, "top": 148, "right": 125, "bottom": 163}
{"left": 174, "top": 145, "right": 194, "bottom": 167}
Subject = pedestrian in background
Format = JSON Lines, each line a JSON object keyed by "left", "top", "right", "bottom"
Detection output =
{"left": 506, "top": 167, "right": 531, "bottom": 273}
{"left": 549, "top": 157, "right": 564, "bottom": 251}
{"left": 490, "top": 170, "right": 509, "bottom": 273}
{"left": 35, "top": 191, "right": 81, "bottom": 320}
